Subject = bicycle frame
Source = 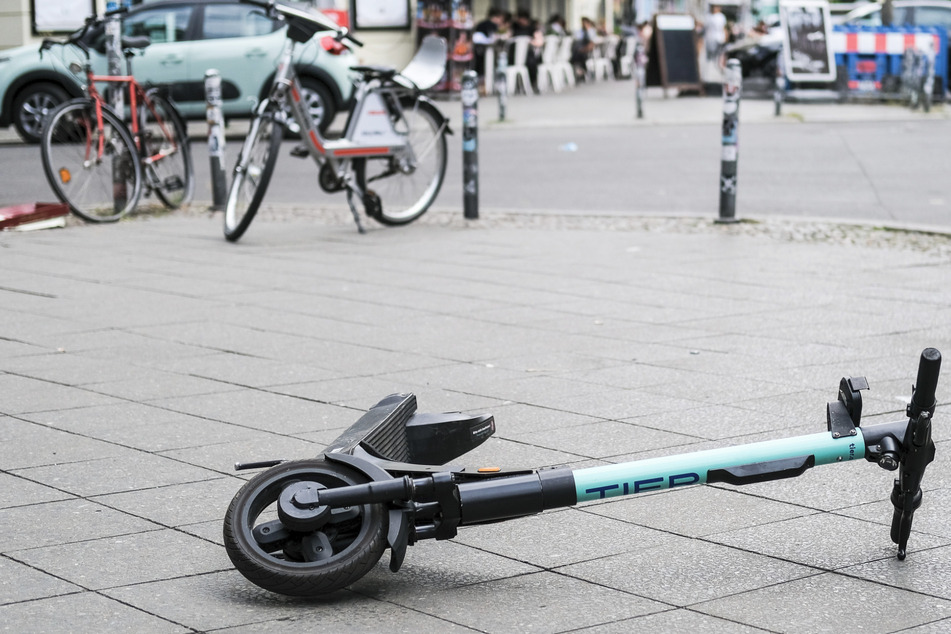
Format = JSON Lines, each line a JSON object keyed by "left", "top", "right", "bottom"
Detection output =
{"left": 226, "top": 348, "right": 942, "bottom": 595}
{"left": 265, "top": 39, "right": 443, "bottom": 195}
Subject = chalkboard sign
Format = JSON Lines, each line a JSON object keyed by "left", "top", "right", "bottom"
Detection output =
{"left": 646, "top": 14, "right": 702, "bottom": 91}
{"left": 779, "top": 0, "right": 836, "bottom": 81}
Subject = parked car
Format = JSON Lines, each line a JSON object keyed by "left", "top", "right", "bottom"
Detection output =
{"left": 0, "top": 0, "right": 355, "bottom": 143}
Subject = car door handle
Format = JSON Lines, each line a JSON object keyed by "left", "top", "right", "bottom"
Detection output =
{"left": 160, "top": 56, "right": 185, "bottom": 66}
{"left": 245, "top": 48, "right": 268, "bottom": 58}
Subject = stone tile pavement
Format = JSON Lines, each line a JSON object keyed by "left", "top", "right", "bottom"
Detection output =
{"left": 2, "top": 210, "right": 951, "bottom": 633}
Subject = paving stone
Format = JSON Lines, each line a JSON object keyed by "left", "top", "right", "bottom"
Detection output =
{"left": 0, "top": 591, "right": 188, "bottom": 633}
{"left": 0, "top": 374, "right": 119, "bottom": 415}
{"left": 0, "top": 499, "right": 160, "bottom": 553}
{"left": 104, "top": 570, "right": 472, "bottom": 632}
{"left": 453, "top": 507, "right": 669, "bottom": 569}
{"left": 13, "top": 529, "right": 227, "bottom": 590}
{"left": 585, "top": 485, "right": 812, "bottom": 537}
{"left": 93, "top": 477, "right": 241, "bottom": 527}
{"left": 695, "top": 572, "right": 951, "bottom": 633}
{"left": 147, "top": 389, "right": 354, "bottom": 435}
{"left": 560, "top": 536, "right": 815, "bottom": 607}
{"left": 13, "top": 451, "right": 222, "bottom": 497}
{"left": 572, "top": 609, "right": 771, "bottom": 633}
{"left": 0, "top": 418, "right": 125, "bottom": 469}
{"left": 0, "top": 557, "right": 81, "bottom": 605}
{"left": 843, "top": 545, "right": 951, "bottom": 600}
{"left": 708, "top": 512, "right": 950, "bottom": 570}
{"left": 0, "top": 472, "right": 72, "bottom": 509}
{"left": 514, "top": 419, "right": 698, "bottom": 459}
{"left": 382, "top": 570, "right": 668, "bottom": 633}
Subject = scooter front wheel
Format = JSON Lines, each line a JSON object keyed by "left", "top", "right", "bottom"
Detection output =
{"left": 223, "top": 458, "right": 388, "bottom": 596}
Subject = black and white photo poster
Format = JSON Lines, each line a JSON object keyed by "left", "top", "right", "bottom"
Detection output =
{"left": 779, "top": 0, "right": 836, "bottom": 81}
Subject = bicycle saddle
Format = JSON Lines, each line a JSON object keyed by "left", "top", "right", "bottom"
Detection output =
{"left": 121, "top": 35, "right": 151, "bottom": 51}
{"left": 351, "top": 65, "right": 398, "bottom": 81}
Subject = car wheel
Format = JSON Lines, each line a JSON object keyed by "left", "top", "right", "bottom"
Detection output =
{"left": 284, "top": 77, "right": 336, "bottom": 135}
{"left": 13, "top": 82, "right": 70, "bottom": 144}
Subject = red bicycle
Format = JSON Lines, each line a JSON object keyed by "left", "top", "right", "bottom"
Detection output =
{"left": 39, "top": 13, "right": 193, "bottom": 223}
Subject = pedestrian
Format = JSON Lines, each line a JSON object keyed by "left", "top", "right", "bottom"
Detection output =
{"left": 704, "top": 4, "right": 727, "bottom": 67}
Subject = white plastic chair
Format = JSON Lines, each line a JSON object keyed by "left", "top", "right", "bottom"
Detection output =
{"left": 483, "top": 45, "right": 495, "bottom": 95}
{"left": 505, "top": 35, "right": 533, "bottom": 96}
{"left": 619, "top": 36, "right": 638, "bottom": 78}
{"left": 555, "top": 36, "right": 575, "bottom": 88}
{"left": 537, "top": 35, "right": 563, "bottom": 92}
{"left": 586, "top": 38, "right": 612, "bottom": 81}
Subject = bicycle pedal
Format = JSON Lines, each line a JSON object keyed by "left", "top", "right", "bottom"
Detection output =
{"left": 163, "top": 176, "right": 184, "bottom": 191}
{"left": 289, "top": 144, "right": 309, "bottom": 158}
{"left": 363, "top": 190, "right": 382, "bottom": 220}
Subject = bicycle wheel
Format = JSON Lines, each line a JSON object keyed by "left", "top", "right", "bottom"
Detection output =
{"left": 223, "top": 458, "right": 388, "bottom": 596}
{"left": 224, "top": 105, "right": 283, "bottom": 242}
{"left": 41, "top": 98, "right": 142, "bottom": 223}
{"left": 139, "top": 92, "right": 194, "bottom": 209}
{"left": 353, "top": 97, "right": 447, "bottom": 226}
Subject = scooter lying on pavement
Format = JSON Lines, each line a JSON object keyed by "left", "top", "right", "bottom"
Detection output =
{"left": 224, "top": 348, "right": 941, "bottom": 596}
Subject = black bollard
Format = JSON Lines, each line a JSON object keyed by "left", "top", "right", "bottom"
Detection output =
{"left": 461, "top": 70, "right": 479, "bottom": 220}
{"left": 205, "top": 70, "right": 227, "bottom": 211}
{"left": 774, "top": 52, "right": 784, "bottom": 117}
{"left": 717, "top": 59, "right": 741, "bottom": 224}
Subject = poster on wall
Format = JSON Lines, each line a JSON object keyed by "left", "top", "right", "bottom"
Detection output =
{"left": 32, "top": 0, "right": 96, "bottom": 33}
{"left": 779, "top": 0, "right": 836, "bottom": 82}
{"left": 351, "top": 0, "right": 410, "bottom": 29}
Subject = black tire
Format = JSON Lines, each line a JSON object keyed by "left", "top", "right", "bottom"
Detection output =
{"left": 223, "top": 106, "right": 283, "bottom": 242}
{"left": 353, "top": 97, "right": 447, "bottom": 226}
{"left": 139, "top": 92, "right": 194, "bottom": 209}
{"left": 41, "top": 98, "right": 143, "bottom": 222}
{"left": 223, "top": 459, "right": 388, "bottom": 596}
{"left": 13, "top": 82, "right": 69, "bottom": 144}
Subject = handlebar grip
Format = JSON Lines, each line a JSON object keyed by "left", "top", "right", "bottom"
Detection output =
{"left": 910, "top": 348, "right": 941, "bottom": 417}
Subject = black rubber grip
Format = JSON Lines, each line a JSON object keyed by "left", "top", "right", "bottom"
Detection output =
{"left": 911, "top": 348, "right": 941, "bottom": 415}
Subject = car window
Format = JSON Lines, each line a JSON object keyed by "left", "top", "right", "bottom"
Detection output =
{"left": 124, "top": 7, "right": 193, "bottom": 43}
{"left": 912, "top": 5, "right": 951, "bottom": 30}
{"left": 202, "top": 5, "right": 280, "bottom": 39}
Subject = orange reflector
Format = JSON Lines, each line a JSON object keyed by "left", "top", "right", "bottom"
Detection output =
{"left": 477, "top": 467, "right": 501, "bottom": 473}
{"left": 59, "top": 168, "right": 71, "bottom": 184}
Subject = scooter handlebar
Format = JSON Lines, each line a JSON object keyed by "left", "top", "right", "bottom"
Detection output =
{"left": 910, "top": 347, "right": 941, "bottom": 418}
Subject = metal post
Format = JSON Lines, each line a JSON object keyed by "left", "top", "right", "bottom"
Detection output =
{"left": 104, "top": 7, "right": 127, "bottom": 213}
{"left": 104, "top": 13, "right": 123, "bottom": 116}
{"left": 495, "top": 44, "right": 508, "bottom": 122}
{"left": 634, "top": 41, "right": 647, "bottom": 120}
{"left": 461, "top": 70, "right": 479, "bottom": 220}
{"left": 205, "top": 70, "right": 227, "bottom": 211}
{"left": 718, "top": 59, "right": 741, "bottom": 224}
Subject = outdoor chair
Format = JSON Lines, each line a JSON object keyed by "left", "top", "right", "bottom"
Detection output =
{"left": 537, "top": 34, "right": 563, "bottom": 92}
{"left": 505, "top": 35, "right": 534, "bottom": 96}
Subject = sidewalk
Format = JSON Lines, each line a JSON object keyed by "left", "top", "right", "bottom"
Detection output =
{"left": 2, "top": 76, "right": 951, "bottom": 632}
{"left": 1, "top": 207, "right": 950, "bottom": 632}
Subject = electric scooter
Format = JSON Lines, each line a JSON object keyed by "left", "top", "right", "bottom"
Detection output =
{"left": 223, "top": 348, "right": 941, "bottom": 597}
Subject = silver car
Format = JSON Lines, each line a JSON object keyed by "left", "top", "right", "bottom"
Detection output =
{"left": 0, "top": 0, "right": 355, "bottom": 142}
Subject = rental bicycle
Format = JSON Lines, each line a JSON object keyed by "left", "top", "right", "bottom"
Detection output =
{"left": 223, "top": 348, "right": 942, "bottom": 596}
{"left": 39, "top": 12, "right": 194, "bottom": 223}
{"left": 224, "top": 0, "right": 450, "bottom": 241}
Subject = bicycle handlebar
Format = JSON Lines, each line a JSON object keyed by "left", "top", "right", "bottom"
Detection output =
{"left": 39, "top": 13, "right": 100, "bottom": 58}
{"left": 240, "top": 0, "right": 363, "bottom": 47}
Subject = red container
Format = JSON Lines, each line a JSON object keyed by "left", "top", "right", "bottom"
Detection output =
{"left": 0, "top": 203, "right": 69, "bottom": 231}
